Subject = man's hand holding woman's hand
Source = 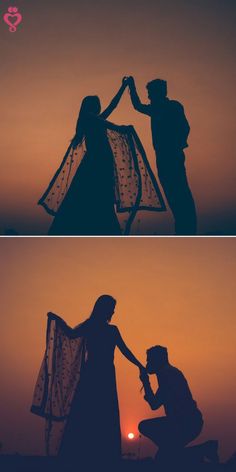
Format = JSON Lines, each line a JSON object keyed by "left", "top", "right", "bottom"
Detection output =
{"left": 139, "top": 366, "right": 150, "bottom": 385}
{"left": 122, "top": 76, "right": 135, "bottom": 88}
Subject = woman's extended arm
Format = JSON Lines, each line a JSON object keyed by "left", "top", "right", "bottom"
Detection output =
{"left": 115, "top": 327, "right": 145, "bottom": 369}
{"left": 100, "top": 79, "right": 128, "bottom": 120}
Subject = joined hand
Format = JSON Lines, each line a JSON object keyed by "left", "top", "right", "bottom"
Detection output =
{"left": 122, "top": 76, "right": 129, "bottom": 87}
{"left": 139, "top": 367, "right": 149, "bottom": 384}
{"left": 123, "top": 76, "right": 134, "bottom": 86}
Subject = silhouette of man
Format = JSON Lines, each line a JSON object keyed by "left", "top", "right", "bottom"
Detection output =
{"left": 127, "top": 77, "right": 197, "bottom": 235}
{"left": 139, "top": 346, "right": 203, "bottom": 465}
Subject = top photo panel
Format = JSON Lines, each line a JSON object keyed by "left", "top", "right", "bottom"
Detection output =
{"left": 1, "top": 0, "right": 235, "bottom": 236}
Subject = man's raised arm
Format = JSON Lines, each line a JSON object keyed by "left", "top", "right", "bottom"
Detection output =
{"left": 128, "top": 77, "right": 151, "bottom": 115}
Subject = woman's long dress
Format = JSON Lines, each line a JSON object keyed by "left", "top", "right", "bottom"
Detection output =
{"left": 48, "top": 116, "right": 121, "bottom": 235}
{"left": 59, "top": 324, "right": 121, "bottom": 467}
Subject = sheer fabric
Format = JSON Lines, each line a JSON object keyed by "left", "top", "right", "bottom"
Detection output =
{"left": 38, "top": 123, "right": 166, "bottom": 234}
{"left": 31, "top": 314, "right": 87, "bottom": 455}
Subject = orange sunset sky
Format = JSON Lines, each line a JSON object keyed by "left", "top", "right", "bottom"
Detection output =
{"left": 0, "top": 0, "right": 236, "bottom": 235}
{"left": 1, "top": 237, "right": 236, "bottom": 460}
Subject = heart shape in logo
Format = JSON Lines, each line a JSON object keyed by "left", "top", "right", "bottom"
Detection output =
{"left": 3, "top": 7, "right": 22, "bottom": 32}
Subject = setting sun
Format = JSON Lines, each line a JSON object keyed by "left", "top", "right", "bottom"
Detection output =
{"left": 128, "top": 433, "right": 135, "bottom": 440}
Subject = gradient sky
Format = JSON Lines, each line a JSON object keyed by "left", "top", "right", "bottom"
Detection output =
{"left": 0, "top": 0, "right": 236, "bottom": 235}
{"left": 1, "top": 237, "right": 236, "bottom": 460}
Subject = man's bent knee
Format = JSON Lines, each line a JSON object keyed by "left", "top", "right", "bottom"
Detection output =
{"left": 138, "top": 420, "right": 150, "bottom": 435}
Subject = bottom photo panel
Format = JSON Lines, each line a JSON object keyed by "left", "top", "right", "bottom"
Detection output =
{"left": 1, "top": 237, "right": 236, "bottom": 472}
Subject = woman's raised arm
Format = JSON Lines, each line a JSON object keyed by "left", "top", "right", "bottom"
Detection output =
{"left": 100, "top": 79, "right": 128, "bottom": 120}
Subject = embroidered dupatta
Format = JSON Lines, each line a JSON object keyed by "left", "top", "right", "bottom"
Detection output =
{"left": 38, "top": 123, "right": 166, "bottom": 234}
{"left": 31, "top": 313, "right": 87, "bottom": 455}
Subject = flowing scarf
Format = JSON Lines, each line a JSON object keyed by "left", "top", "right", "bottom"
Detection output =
{"left": 31, "top": 313, "right": 87, "bottom": 456}
{"left": 38, "top": 123, "right": 166, "bottom": 234}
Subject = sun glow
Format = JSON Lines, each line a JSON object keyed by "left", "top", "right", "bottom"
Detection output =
{"left": 128, "top": 432, "right": 135, "bottom": 440}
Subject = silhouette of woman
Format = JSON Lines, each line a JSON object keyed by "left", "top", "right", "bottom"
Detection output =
{"left": 31, "top": 295, "right": 144, "bottom": 468}
{"left": 47, "top": 82, "right": 129, "bottom": 235}
{"left": 38, "top": 79, "right": 166, "bottom": 235}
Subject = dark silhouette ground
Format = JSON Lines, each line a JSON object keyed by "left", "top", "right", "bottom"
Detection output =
{"left": 1, "top": 454, "right": 236, "bottom": 472}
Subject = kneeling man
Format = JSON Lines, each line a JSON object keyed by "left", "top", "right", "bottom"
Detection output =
{"left": 139, "top": 346, "right": 203, "bottom": 463}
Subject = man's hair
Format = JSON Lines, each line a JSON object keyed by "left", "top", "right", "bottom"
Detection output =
{"left": 146, "top": 79, "right": 167, "bottom": 97}
{"left": 147, "top": 345, "right": 168, "bottom": 363}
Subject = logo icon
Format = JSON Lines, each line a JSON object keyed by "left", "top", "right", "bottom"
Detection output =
{"left": 3, "top": 6, "right": 22, "bottom": 32}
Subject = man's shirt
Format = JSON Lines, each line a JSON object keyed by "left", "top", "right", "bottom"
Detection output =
{"left": 150, "top": 99, "right": 190, "bottom": 153}
{"left": 145, "top": 364, "right": 199, "bottom": 420}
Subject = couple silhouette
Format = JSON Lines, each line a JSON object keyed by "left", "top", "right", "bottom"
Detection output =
{"left": 31, "top": 295, "right": 216, "bottom": 470}
{"left": 38, "top": 77, "right": 196, "bottom": 235}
